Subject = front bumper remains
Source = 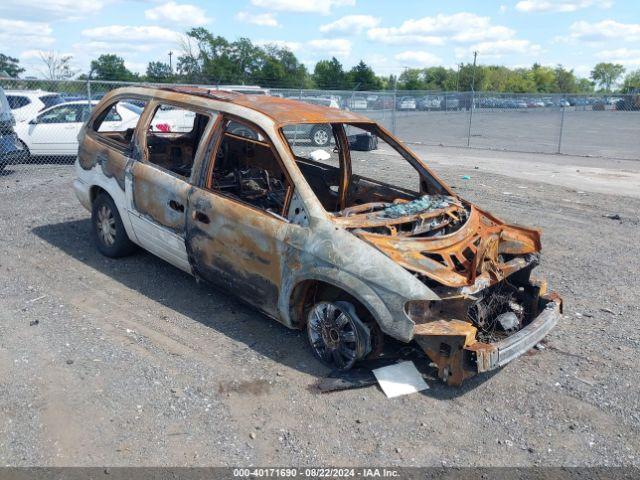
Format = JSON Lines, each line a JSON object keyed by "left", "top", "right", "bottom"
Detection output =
{"left": 414, "top": 292, "right": 562, "bottom": 385}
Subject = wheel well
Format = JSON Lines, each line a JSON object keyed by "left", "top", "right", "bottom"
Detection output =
{"left": 89, "top": 185, "right": 108, "bottom": 204}
{"left": 289, "top": 279, "right": 371, "bottom": 329}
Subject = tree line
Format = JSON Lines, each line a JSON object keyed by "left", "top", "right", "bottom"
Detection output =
{"left": 1, "top": 28, "right": 639, "bottom": 93}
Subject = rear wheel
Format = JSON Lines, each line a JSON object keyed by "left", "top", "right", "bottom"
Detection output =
{"left": 310, "top": 125, "right": 331, "bottom": 147}
{"left": 307, "top": 301, "right": 371, "bottom": 370}
{"left": 91, "top": 193, "right": 136, "bottom": 258}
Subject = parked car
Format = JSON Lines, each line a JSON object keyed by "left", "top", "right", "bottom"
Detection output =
{"left": 397, "top": 96, "right": 417, "bottom": 110}
{"left": 417, "top": 96, "right": 441, "bottom": 111}
{"left": 345, "top": 95, "right": 368, "bottom": 110}
{"left": 5, "top": 90, "right": 65, "bottom": 122}
{"left": 0, "top": 87, "right": 26, "bottom": 172}
{"left": 73, "top": 86, "right": 561, "bottom": 385}
{"left": 370, "top": 96, "right": 395, "bottom": 110}
{"left": 14, "top": 100, "right": 139, "bottom": 157}
{"left": 440, "top": 95, "right": 460, "bottom": 111}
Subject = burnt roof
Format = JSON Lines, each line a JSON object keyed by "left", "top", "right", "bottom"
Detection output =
{"left": 156, "top": 86, "right": 372, "bottom": 125}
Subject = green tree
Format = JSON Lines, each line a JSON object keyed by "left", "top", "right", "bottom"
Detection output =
{"left": 590, "top": 63, "right": 625, "bottom": 92}
{"left": 146, "top": 61, "right": 173, "bottom": 82}
{"left": 90, "top": 54, "right": 137, "bottom": 81}
{"left": 397, "top": 68, "right": 424, "bottom": 90}
{"left": 346, "top": 61, "right": 381, "bottom": 90}
{"left": 621, "top": 70, "right": 640, "bottom": 93}
{"left": 313, "top": 57, "right": 346, "bottom": 89}
{"left": 0, "top": 53, "right": 25, "bottom": 78}
{"left": 553, "top": 65, "right": 577, "bottom": 93}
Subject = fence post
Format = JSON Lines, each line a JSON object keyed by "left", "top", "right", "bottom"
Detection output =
{"left": 466, "top": 91, "right": 475, "bottom": 147}
{"left": 391, "top": 90, "right": 397, "bottom": 135}
{"left": 557, "top": 105, "right": 565, "bottom": 154}
{"left": 86, "top": 79, "right": 92, "bottom": 112}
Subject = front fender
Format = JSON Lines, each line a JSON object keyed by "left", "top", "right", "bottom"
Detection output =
{"left": 278, "top": 266, "right": 415, "bottom": 343}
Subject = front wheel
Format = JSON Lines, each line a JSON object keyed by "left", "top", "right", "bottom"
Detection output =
{"left": 307, "top": 301, "right": 371, "bottom": 370}
{"left": 91, "top": 193, "right": 136, "bottom": 258}
{"left": 310, "top": 125, "right": 331, "bottom": 147}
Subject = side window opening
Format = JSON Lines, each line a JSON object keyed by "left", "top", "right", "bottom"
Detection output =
{"left": 92, "top": 98, "right": 147, "bottom": 149}
{"left": 208, "top": 119, "right": 290, "bottom": 216}
{"left": 144, "top": 103, "right": 211, "bottom": 179}
{"left": 282, "top": 124, "right": 341, "bottom": 212}
{"left": 38, "top": 104, "right": 84, "bottom": 124}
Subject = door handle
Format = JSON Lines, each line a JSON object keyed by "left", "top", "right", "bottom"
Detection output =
{"left": 193, "top": 210, "right": 210, "bottom": 224}
{"left": 168, "top": 199, "right": 184, "bottom": 212}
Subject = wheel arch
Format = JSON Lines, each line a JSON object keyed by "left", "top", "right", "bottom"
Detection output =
{"left": 282, "top": 267, "right": 405, "bottom": 339}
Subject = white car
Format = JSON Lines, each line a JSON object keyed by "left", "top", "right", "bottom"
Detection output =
{"left": 398, "top": 97, "right": 417, "bottom": 110}
{"left": 5, "top": 90, "right": 65, "bottom": 122}
{"left": 14, "top": 101, "right": 140, "bottom": 156}
{"left": 346, "top": 96, "right": 368, "bottom": 110}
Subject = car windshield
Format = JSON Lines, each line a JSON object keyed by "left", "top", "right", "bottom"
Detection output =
{"left": 281, "top": 122, "right": 449, "bottom": 215}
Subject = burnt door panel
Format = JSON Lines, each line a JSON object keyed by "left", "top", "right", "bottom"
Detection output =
{"left": 127, "top": 161, "right": 191, "bottom": 272}
{"left": 186, "top": 187, "right": 286, "bottom": 317}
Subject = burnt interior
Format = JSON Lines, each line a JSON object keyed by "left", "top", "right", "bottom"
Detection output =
{"left": 209, "top": 121, "right": 289, "bottom": 214}
{"left": 145, "top": 112, "right": 209, "bottom": 178}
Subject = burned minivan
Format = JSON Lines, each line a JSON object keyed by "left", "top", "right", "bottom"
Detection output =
{"left": 74, "top": 87, "right": 561, "bottom": 385}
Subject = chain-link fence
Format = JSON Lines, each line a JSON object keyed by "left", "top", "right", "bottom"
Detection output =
{"left": 1, "top": 77, "right": 639, "bottom": 184}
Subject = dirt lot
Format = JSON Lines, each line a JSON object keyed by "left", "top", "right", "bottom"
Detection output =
{"left": 1, "top": 148, "right": 639, "bottom": 467}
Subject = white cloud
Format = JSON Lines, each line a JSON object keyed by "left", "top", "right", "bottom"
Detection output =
{"left": 250, "top": 0, "right": 355, "bottom": 15}
{"left": 565, "top": 20, "right": 640, "bottom": 43}
{"left": 319, "top": 15, "right": 380, "bottom": 34}
{"left": 256, "top": 40, "right": 302, "bottom": 51}
{"left": 499, "top": 4, "right": 509, "bottom": 13}
{"left": 515, "top": 0, "right": 612, "bottom": 13}
{"left": 81, "top": 25, "right": 183, "bottom": 44}
{"left": 456, "top": 39, "right": 542, "bottom": 59}
{"left": 145, "top": 2, "right": 211, "bottom": 26}
{"left": 367, "top": 13, "right": 515, "bottom": 46}
{"left": 0, "top": 19, "right": 55, "bottom": 50}
{"left": 596, "top": 48, "right": 640, "bottom": 67}
{"left": 307, "top": 38, "right": 352, "bottom": 57}
{"left": 395, "top": 51, "right": 442, "bottom": 66}
{"left": 236, "top": 11, "right": 280, "bottom": 27}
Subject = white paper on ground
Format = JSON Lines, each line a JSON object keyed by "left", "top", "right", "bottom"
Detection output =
{"left": 372, "top": 361, "right": 429, "bottom": 398}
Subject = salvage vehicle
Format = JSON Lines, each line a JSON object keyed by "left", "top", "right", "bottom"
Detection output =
{"left": 73, "top": 86, "right": 561, "bottom": 385}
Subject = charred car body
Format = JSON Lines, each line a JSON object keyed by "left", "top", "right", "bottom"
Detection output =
{"left": 74, "top": 86, "right": 561, "bottom": 385}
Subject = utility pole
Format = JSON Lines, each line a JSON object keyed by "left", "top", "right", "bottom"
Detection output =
{"left": 456, "top": 63, "right": 461, "bottom": 92}
{"left": 168, "top": 51, "right": 173, "bottom": 73}
{"left": 467, "top": 51, "right": 478, "bottom": 147}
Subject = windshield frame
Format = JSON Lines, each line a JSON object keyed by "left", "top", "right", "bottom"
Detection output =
{"left": 278, "top": 121, "right": 455, "bottom": 214}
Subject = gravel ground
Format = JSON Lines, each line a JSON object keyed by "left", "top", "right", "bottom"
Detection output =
{"left": 0, "top": 150, "right": 639, "bottom": 467}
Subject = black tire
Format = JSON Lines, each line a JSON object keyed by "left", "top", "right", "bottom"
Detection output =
{"left": 306, "top": 300, "right": 371, "bottom": 370}
{"left": 309, "top": 125, "right": 331, "bottom": 147}
{"left": 91, "top": 193, "right": 136, "bottom": 258}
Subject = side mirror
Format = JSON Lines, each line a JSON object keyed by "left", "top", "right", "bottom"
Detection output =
{"left": 29, "top": 118, "right": 38, "bottom": 125}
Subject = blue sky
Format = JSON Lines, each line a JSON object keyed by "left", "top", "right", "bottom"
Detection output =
{"left": 1, "top": 0, "right": 638, "bottom": 80}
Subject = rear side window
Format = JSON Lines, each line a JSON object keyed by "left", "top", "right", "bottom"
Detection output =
{"left": 39, "top": 94, "right": 64, "bottom": 110}
{"left": 7, "top": 96, "right": 30, "bottom": 109}
{"left": 92, "top": 98, "right": 147, "bottom": 149}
